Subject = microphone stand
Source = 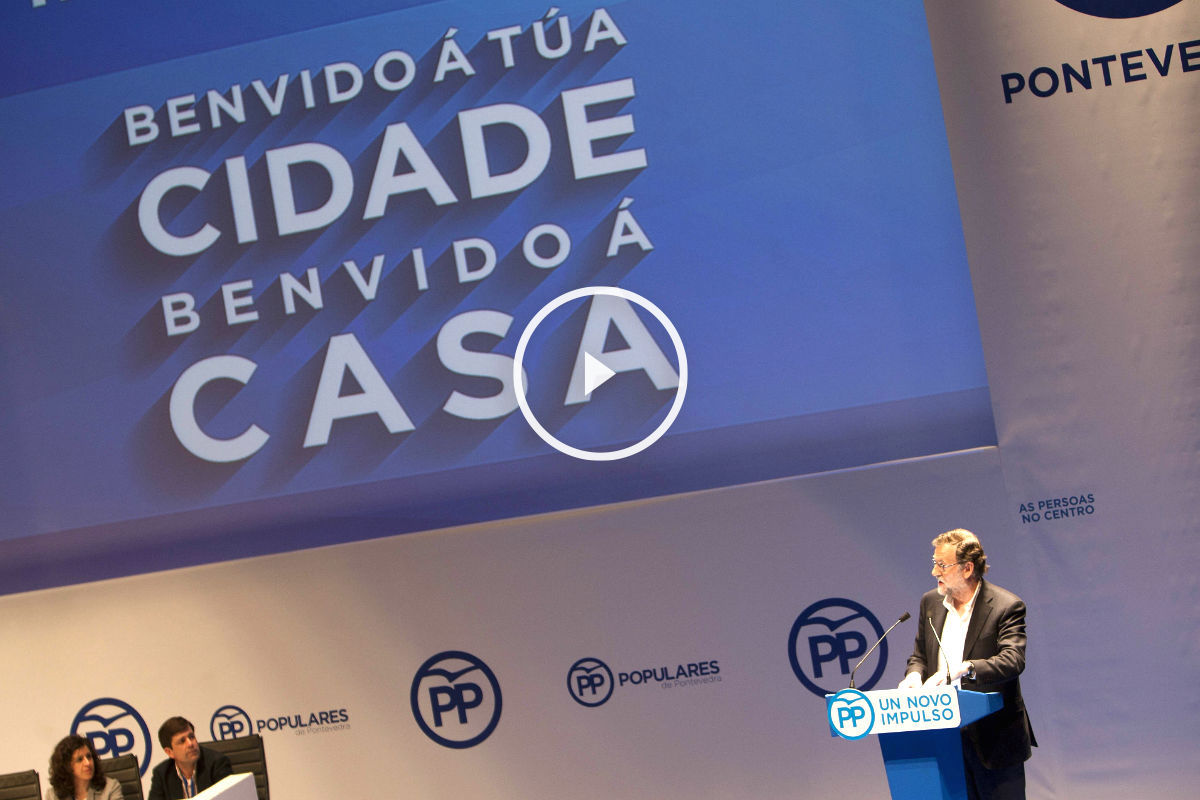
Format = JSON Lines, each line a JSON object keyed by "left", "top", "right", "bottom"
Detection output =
{"left": 849, "top": 612, "right": 911, "bottom": 689}
{"left": 928, "top": 617, "right": 952, "bottom": 686}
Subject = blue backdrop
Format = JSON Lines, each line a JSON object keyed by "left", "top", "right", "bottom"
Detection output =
{"left": 0, "top": 0, "right": 990, "bottom": 590}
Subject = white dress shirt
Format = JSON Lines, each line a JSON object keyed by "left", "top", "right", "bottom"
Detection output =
{"left": 939, "top": 581, "right": 981, "bottom": 684}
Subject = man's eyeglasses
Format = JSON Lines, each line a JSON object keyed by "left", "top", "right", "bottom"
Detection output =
{"left": 931, "top": 559, "right": 964, "bottom": 571}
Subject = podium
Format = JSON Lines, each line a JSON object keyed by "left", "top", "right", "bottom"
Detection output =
{"left": 825, "top": 687, "right": 1002, "bottom": 800}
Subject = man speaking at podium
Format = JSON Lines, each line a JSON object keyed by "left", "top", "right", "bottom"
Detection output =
{"left": 898, "top": 529, "right": 1036, "bottom": 800}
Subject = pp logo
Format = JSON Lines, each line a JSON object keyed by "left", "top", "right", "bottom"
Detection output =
{"left": 567, "top": 658, "right": 615, "bottom": 707}
{"left": 411, "top": 651, "right": 502, "bottom": 748}
{"left": 828, "top": 689, "right": 876, "bottom": 740}
{"left": 71, "top": 698, "right": 152, "bottom": 776}
{"left": 210, "top": 705, "right": 253, "bottom": 740}
{"left": 788, "top": 598, "right": 886, "bottom": 696}
{"left": 1051, "top": 0, "right": 1184, "bottom": 17}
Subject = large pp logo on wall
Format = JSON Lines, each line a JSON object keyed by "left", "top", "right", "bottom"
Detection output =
{"left": 71, "top": 698, "right": 152, "bottom": 775}
{"left": 210, "top": 705, "right": 253, "bottom": 740}
{"left": 788, "top": 598, "right": 887, "bottom": 696}
{"left": 411, "top": 651, "right": 502, "bottom": 748}
{"left": 568, "top": 657, "right": 615, "bottom": 707}
{"left": 1051, "top": 0, "right": 1184, "bottom": 17}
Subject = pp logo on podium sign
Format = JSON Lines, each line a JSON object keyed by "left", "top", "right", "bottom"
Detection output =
{"left": 827, "top": 688, "right": 876, "bottom": 740}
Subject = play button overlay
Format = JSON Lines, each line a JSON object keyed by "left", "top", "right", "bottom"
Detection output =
{"left": 513, "top": 286, "right": 688, "bottom": 462}
{"left": 582, "top": 352, "right": 616, "bottom": 397}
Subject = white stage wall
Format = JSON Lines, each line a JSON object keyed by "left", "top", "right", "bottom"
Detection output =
{"left": 2, "top": 447, "right": 1012, "bottom": 799}
{"left": 924, "top": 1, "right": 1200, "bottom": 796}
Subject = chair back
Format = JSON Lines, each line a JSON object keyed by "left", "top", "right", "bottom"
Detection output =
{"left": 99, "top": 754, "right": 143, "bottom": 800}
{"left": 0, "top": 770, "right": 41, "bottom": 800}
{"left": 200, "top": 736, "right": 269, "bottom": 800}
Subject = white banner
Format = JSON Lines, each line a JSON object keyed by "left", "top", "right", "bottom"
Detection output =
{"left": 924, "top": 0, "right": 1200, "bottom": 796}
{"left": 828, "top": 688, "right": 961, "bottom": 739}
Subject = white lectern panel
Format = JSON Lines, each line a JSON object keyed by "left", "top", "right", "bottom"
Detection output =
{"left": 194, "top": 774, "right": 257, "bottom": 800}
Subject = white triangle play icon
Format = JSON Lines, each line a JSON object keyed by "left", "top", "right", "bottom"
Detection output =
{"left": 583, "top": 352, "right": 616, "bottom": 397}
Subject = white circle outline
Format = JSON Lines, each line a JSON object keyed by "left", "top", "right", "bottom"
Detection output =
{"left": 828, "top": 688, "right": 875, "bottom": 740}
{"left": 512, "top": 286, "right": 688, "bottom": 461}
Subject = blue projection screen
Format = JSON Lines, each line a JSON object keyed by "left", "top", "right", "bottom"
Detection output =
{"left": 0, "top": 0, "right": 992, "bottom": 591}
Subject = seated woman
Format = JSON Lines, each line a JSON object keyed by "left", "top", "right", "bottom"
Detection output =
{"left": 46, "top": 735, "right": 123, "bottom": 800}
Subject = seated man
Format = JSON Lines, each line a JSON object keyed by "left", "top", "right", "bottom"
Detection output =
{"left": 148, "top": 717, "right": 232, "bottom": 800}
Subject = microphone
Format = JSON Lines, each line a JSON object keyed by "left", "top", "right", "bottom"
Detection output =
{"left": 927, "top": 617, "right": 952, "bottom": 686}
{"left": 848, "top": 612, "right": 911, "bottom": 689}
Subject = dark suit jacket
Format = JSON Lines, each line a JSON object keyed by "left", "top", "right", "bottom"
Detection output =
{"left": 906, "top": 579, "right": 1037, "bottom": 769}
{"left": 147, "top": 746, "right": 233, "bottom": 800}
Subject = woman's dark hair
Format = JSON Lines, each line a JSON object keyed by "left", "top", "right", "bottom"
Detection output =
{"left": 48, "top": 734, "right": 106, "bottom": 799}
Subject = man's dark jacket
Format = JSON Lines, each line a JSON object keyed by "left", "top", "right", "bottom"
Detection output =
{"left": 907, "top": 579, "right": 1037, "bottom": 769}
{"left": 147, "top": 746, "right": 233, "bottom": 800}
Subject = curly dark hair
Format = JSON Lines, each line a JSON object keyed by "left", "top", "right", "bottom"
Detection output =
{"left": 48, "top": 735, "right": 106, "bottom": 800}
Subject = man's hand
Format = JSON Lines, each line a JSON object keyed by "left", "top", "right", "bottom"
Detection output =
{"left": 898, "top": 671, "right": 922, "bottom": 690}
{"left": 923, "top": 662, "right": 971, "bottom": 688}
